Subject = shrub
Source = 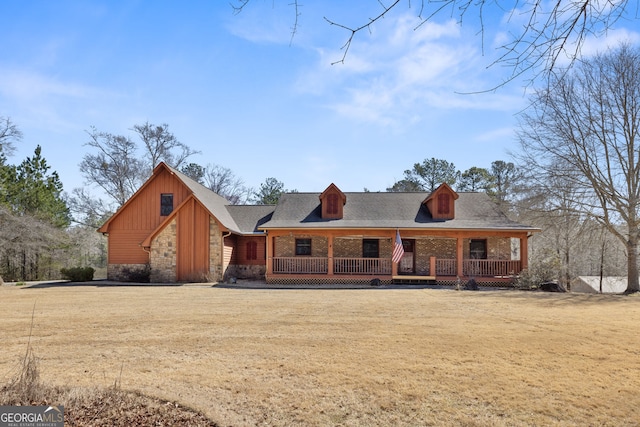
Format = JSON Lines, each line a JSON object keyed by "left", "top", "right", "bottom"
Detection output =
{"left": 60, "top": 267, "right": 95, "bottom": 282}
{"left": 515, "top": 258, "right": 561, "bottom": 290}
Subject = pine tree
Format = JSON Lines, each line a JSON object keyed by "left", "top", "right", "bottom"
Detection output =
{"left": 5, "top": 146, "right": 71, "bottom": 228}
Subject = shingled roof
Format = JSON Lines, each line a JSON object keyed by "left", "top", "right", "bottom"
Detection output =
{"left": 166, "top": 165, "right": 244, "bottom": 233}
{"left": 259, "top": 191, "right": 536, "bottom": 231}
{"left": 225, "top": 205, "right": 275, "bottom": 234}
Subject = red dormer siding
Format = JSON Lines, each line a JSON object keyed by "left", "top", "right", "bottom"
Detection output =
{"left": 424, "top": 183, "right": 459, "bottom": 220}
{"left": 319, "top": 183, "right": 347, "bottom": 219}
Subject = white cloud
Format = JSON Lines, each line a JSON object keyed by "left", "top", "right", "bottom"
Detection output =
{"left": 0, "top": 67, "right": 120, "bottom": 132}
{"left": 474, "top": 126, "right": 516, "bottom": 143}
{"left": 580, "top": 28, "right": 640, "bottom": 57}
{"left": 298, "top": 13, "right": 525, "bottom": 127}
{"left": 224, "top": 3, "right": 297, "bottom": 45}
{"left": 0, "top": 68, "right": 101, "bottom": 100}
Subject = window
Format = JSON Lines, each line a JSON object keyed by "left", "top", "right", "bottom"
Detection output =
{"left": 327, "top": 193, "right": 339, "bottom": 215}
{"left": 470, "top": 239, "right": 487, "bottom": 259}
{"left": 362, "top": 239, "right": 379, "bottom": 258}
{"left": 160, "top": 194, "right": 173, "bottom": 216}
{"left": 438, "top": 193, "right": 450, "bottom": 215}
{"left": 295, "top": 238, "right": 312, "bottom": 256}
{"left": 246, "top": 241, "right": 258, "bottom": 260}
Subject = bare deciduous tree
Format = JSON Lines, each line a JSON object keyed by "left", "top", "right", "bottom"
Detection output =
{"left": 203, "top": 163, "right": 252, "bottom": 205}
{"left": 517, "top": 44, "right": 640, "bottom": 293}
{"left": 80, "top": 127, "right": 143, "bottom": 208}
{"left": 67, "top": 187, "right": 113, "bottom": 229}
{"left": 0, "top": 205, "right": 69, "bottom": 282}
{"left": 78, "top": 123, "right": 199, "bottom": 211}
{"left": 0, "top": 116, "right": 22, "bottom": 158}
{"left": 232, "top": 0, "right": 634, "bottom": 86}
{"left": 132, "top": 122, "right": 199, "bottom": 172}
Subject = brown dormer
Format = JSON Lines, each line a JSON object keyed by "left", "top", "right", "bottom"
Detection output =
{"left": 423, "top": 183, "right": 459, "bottom": 220}
{"left": 320, "top": 183, "right": 346, "bottom": 219}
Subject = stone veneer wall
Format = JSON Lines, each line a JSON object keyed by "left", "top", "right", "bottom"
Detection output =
{"left": 331, "top": 237, "right": 393, "bottom": 258}
{"left": 149, "top": 219, "right": 177, "bottom": 283}
{"left": 274, "top": 235, "right": 328, "bottom": 257}
{"left": 415, "top": 237, "right": 456, "bottom": 275}
{"left": 333, "top": 238, "right": 360, "bottom": 257}
{"left": 462, "top": 237, "right": 512, "bottom": 260}
{"left": 209, "top": 217, "right": 224, "bottom": 282}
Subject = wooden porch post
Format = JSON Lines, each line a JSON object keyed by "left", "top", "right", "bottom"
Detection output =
{"left": 456, "top": 237, "right": 464, "bottom": 277}
{"left": 430, "top": 256, "right": 436, "bottom": 277}
{"left": 520, "top": 235, "right": 529, "bottom": 271}
{"left": 328, "top": 235, "right": 334, "bottom": 275}
{"left": 266, "top": 232, "right": 273, "bottom": 276}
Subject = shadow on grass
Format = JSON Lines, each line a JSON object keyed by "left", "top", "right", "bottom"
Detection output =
{"left": 481, "top": 288, "right": 639, "bottom": 306}
{"left": 23, "top": 280, "right": 187, "bottom": 289}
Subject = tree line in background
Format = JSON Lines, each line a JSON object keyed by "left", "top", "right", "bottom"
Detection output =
{"left": 0, "top": 118, "right": 73, "bottom": 282}
{"left": 1, "top": 44, "right": 638, "bottom": 291}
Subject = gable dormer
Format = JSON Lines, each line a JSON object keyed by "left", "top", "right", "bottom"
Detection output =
{"left": 319, "top": 183, "right": 346, "bottom": 219}
{"left": 423, "top": 183, "right": 459, "bottom": 220}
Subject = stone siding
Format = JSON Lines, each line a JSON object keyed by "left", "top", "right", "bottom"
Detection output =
{"left": 333, "top": 237, "right": 392, "bottom": 258}
{"left": 333, "top": 238, "right": 360, "bottom": 258}
{"left": 415, "top": 238, "right": 456, "bottom": 275}
{"left": 210, "top": 218, "right": 224, "bottom": 281}
{"left": 149, "top": 219, "right": 177, "bottom": 283}
{"left": 462, "top": 237, "right": 512, "bottom": 260}
{"left": 274, "top": 235, "right": 328, "bottom": 257}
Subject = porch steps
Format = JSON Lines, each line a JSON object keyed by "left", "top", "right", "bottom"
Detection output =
{"left": 392, "top": 275, "right": 436, "bottom": 284}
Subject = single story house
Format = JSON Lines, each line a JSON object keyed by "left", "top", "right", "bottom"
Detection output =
{"left": 98, "top": 162, "right": 539, "bottom": 285}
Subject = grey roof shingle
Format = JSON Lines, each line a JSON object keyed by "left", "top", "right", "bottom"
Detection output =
{"left": 168, "top": 165, "right": 275, "bottom": 235}
{"left": 166, "top": 164, "right": 536, "bottom": 233}
{"left": 260, "top": 191, "right": 537, "bottom": 231}
{"left": 226, "top": 205, "right": 275, "bottom": 234}
{"left": 167, "top": 165, "right": 243, "bottom": 233}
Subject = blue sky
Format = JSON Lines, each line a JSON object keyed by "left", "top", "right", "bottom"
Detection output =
{"left": 1, "top": 1, "right": 639, "bottom": 197}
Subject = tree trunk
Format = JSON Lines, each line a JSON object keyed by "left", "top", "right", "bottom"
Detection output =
{"left": 599, "top": 239, "right": 606, "bottom": 294}
{"left": 626, "top": 239, "right": 640, "bottom": 293}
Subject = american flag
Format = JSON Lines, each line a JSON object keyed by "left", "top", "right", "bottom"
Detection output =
{"left": 392, "top": 230, "right": 405, "bottom": 263}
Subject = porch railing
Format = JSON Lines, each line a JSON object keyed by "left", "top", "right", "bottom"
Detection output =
{"left": 334, "top": 258, "right": 391, "bottom": 275}
{"left": 464, "top": 260, "right": 521, "bottom": 277}
{"left": 436, "top": 259, "right": 457, "bottom": 276}
{"left": 437, "top": 259, "right": 521, "bottom": 277}
{"left": 272, "top": 257, "right": 328, "bottom": 274}
{"left": 271, "top": 257, "right": 520, "bottom": 277}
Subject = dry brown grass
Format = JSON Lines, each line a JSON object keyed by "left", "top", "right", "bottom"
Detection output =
{"left": 1, "top": 284, "right": 639, "bottom": 426}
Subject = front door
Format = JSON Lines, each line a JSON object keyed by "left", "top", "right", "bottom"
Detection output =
{"left": 399, "top": 239, "right": 415, "bottom": 274}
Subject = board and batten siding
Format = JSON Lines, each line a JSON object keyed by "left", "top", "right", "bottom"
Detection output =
{"left": 176, "top": 198, "right": 210, "bottom": 281}
{"left": 105, "top": 168, "right": 191, "bottom": 265}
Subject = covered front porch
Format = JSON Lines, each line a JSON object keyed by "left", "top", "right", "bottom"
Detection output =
{"left": 265, "top": 229, "right": 530, "bottom": 285}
